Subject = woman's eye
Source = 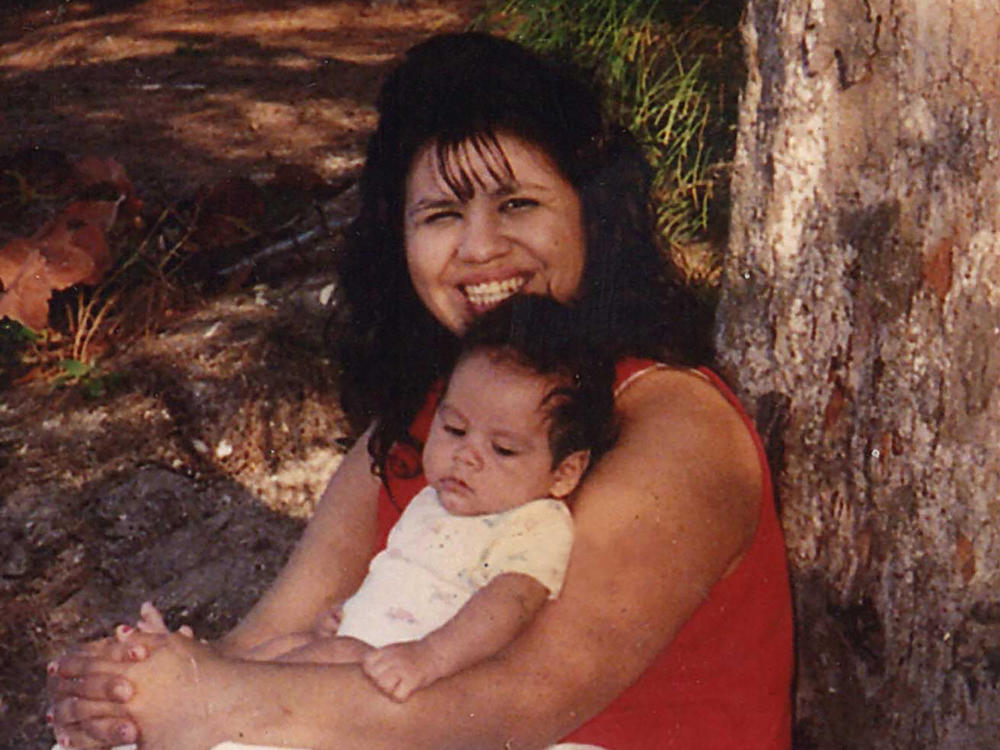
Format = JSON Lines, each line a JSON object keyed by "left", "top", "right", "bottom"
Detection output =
{"left": 423, "top": 209, "right": 461, "bottom": 224}
{"left": 500, "top": 197, "right": 538, "bottom": 212}
{"left": 492, "top": 444, "right": 518, "bottom": 457}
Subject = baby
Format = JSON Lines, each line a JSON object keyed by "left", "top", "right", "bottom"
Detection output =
{"left": 140, "top": 295, "right": 617, "bottom": 703}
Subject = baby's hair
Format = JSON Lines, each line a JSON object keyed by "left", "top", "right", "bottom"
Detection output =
{"left": 444, "top": 296, "right": 619, "bottom": 469}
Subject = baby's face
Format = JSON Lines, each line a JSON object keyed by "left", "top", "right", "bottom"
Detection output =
{"left": 423, "top": 352, "right": 563, "bottom": 516}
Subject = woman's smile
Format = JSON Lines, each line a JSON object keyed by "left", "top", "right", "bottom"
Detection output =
{"left": 461, "top": 275, "right": 529, "bottom": 311}
{"left": 404, "top": 133, "right": 586, "bottom": 333}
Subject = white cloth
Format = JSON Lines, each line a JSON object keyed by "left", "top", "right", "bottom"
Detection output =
{"left": 337, "top": 485, "right": 574, "bottom": 647}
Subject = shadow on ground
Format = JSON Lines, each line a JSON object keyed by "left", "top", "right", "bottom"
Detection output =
{"left": 1, "top": 464, "right": 307, "bottom": 749}
{"left": 1, "top": 0, "right": 480, "bottom": 201}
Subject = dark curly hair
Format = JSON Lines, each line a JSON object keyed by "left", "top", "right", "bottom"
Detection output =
{"left": 445, "top": 295, "right": 618, "bottom": 470}
{"left": 334, "top": 32, "right": 712, "bottom": 479}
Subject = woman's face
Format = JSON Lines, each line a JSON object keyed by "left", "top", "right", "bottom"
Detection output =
{"left": 403, "top": 134, "right": 586, "bottom": 334}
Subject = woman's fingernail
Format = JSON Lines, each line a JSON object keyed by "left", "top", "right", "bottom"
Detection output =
{"left": 117, "top": 722, "right": 138, "bottom": 743}
{"left": 115, "top": 623, "right": 134, "bottom": 639}
{"left": 45, "top": 709, "right": 54, "bottom": 724}
{"left": 111, "top": 679, "right": 133, "bottom": 701}
{"left": 128, "top": 645, "right": 147, "bottom": 660}
{"left": 47, "top": 660, "right": 59, "bottom": 676}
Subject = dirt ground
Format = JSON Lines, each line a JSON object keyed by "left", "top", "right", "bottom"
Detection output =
{"left": 0, "top": 1, "right": 484, "bottom": 746}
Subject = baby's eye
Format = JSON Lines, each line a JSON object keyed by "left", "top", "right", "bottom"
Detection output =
{"left": 492, "top": 443, "right": 518, "bottom": 457}
{"left": 444, "top": 424, "right": 466, "bottom": 437}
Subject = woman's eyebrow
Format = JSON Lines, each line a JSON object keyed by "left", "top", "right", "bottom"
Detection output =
{"left": 485, "top": 180, "right": 555, "bottom": 199}
{"left": 494, "top": 179, "right": 557, "bottom": 197}
{"left": 407, "top": 196, "right": 460, "bottom": 215}
{"left": 491, "top": 183, "right": 519, "bottom": 197}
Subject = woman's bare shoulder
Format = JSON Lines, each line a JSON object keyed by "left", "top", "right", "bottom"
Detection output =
{"left": 616, "top": 365, "right": 747, "bottom": 429}
{"left": 616, "top": 366, "right": 760, "bottom": 496}
{"left": 574, "top": 365, "right": 762, "bottom": 571}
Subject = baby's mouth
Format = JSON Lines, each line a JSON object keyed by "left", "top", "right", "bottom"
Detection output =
{"left": 438, "top": 476, "right": 473, "bottom": 497}
{"left": 461, "top": 276, "right": 528, "bottom": 310}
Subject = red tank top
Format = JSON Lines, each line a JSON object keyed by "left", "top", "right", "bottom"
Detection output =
{"left": 374, "top": 359, "right": 793, "bottom": 749}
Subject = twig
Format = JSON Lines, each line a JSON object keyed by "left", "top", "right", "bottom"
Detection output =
{"left": 215, "top": 214, "right": 352, "bottom": 277}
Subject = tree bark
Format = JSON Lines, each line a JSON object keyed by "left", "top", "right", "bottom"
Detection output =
{"left": 715, "top": 1, "right": 1000, "bottom": 747}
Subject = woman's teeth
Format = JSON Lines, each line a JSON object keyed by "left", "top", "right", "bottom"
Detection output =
{"left": 462, "top": 277, "right": 527, "bottom": 307}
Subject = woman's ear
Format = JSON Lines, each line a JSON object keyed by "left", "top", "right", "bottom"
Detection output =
{"left": 548, "top": 450, "right": 591, "bottom": 498}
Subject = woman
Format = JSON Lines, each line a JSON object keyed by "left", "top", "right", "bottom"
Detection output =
{"left": 48, "top": 32, "right": 792, "bottom": 749}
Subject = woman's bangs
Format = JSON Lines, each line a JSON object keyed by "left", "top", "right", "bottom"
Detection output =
{"left": 434, "top": 132, "right": 515, "bottom": 201}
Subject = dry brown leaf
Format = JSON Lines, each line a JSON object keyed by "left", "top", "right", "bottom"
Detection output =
{"left": 0, "top": 247, "right": 51, "bottom": 331}
{"left": 0, "top": 194, "right": 121, "bottom": 329}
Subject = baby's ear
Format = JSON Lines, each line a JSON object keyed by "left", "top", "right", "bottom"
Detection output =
{"left": 548, "top": 450, "right": 590, "bottom": 499}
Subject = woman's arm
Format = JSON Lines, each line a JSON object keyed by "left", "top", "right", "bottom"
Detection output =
{"left": 54, "top": 368, "right": 761, "bottom": 750}
{"left": 216, "top": 426, "right": 382, "bottom": 656}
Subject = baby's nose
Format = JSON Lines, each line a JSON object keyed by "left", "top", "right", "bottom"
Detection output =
{"left": 453, "top": 442, "right": 483, "bottom": 469}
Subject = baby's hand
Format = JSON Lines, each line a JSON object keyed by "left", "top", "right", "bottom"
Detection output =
{"left": 313, "top": 605, "right": 344, "bottom": 637}
{"left": 362, "top": 641, "right": 440, "bottom": 702}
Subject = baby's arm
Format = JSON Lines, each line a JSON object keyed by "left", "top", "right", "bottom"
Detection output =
{"left": 363, "top": 572, "right": 549, "bottom": 702}
{"left": 271, "top": 634, "right": 373, "bottom": 664}
{"left": 134, "top": 601, "right": 367, "bottom": 666}
{"left": 240, "top": 631, "right": 320, "bottom": 661}
{"left": 237, "top": 606, "right": 362, "bottom": 663}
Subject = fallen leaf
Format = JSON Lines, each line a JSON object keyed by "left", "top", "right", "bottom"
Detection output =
{"left": 0, "top": 197, "right": 118, "bottom": 328}
{"left": 0, "top": 247, "right": 51, "bottom": 331}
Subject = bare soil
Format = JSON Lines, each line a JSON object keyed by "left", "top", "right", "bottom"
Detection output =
{"left": 0, "top": 1, "right": 483, "bottom": 746}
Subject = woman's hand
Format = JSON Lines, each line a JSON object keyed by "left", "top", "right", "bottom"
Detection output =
{"left": 47, "top": 603, "right": 190, "bottom": 748}
{"left": 52, "top": 628, "right": 225, "bottom": 750}
{"left": 47, "top": 633, "right": 146, "bottom": 748}
{"left": 121, "top": 630, "right": 227, "bottom": 750}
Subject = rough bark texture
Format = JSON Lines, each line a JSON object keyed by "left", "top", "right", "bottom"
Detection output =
{"left": 715, "top": 1, "right": 1000, "bottom": 747}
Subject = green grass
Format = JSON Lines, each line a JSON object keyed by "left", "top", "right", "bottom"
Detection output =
{"left": 478, "top": 0, "right": 742, "bottom": 290}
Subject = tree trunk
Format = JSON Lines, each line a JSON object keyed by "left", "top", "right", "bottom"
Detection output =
{"left": 715, "top": 1, "right": 1000, "bottom": 747}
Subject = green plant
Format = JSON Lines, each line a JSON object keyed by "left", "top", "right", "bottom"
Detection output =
{"left": 478, "top": 0, "right": 741, "bottom": 289}
{"left": 0, "top": 319, "right": 116, "bottom": 396}
{"left": 0, "top": 318, "right": 38, "bottom": 386}
{"left": 54, "top": 357, "right": 121, "bottom": 399}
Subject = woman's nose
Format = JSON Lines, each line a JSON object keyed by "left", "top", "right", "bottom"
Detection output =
{"left": 456, "top": 208, "right": 506, "bottom": 264}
